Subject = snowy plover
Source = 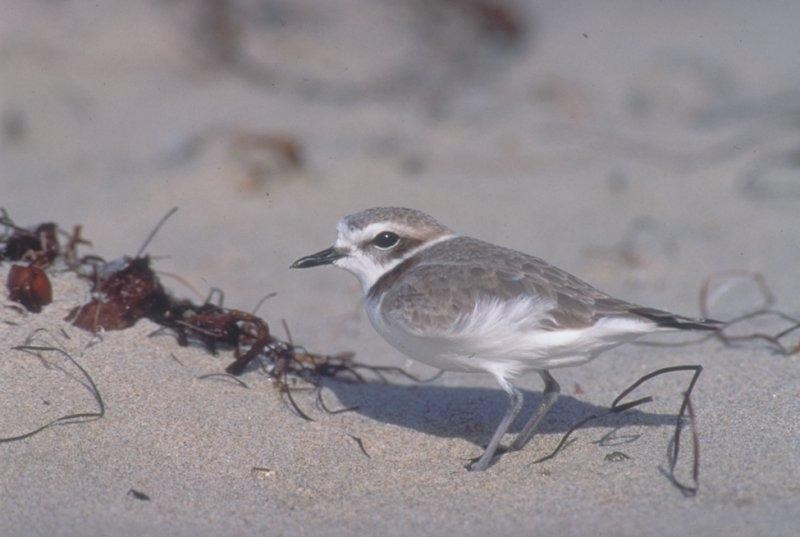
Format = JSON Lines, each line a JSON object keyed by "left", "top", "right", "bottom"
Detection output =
{"left": 291, "top": 207, "right": 721, "bottom": 471}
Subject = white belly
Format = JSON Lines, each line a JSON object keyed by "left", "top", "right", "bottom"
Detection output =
{"left": 364, "top": 295, "right": 655, "bottom": 379}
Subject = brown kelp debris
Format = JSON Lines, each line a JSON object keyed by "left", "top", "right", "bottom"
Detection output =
{"left": 0, "top": 208, "right": 353, "bottom": 397}
{"left": 36, "top": 209, "right": 364, "bottom": 402}
{"left": 58, "top": 251, "right": 357, "bottom": 385}
{"left": 66, "top": 256, "right": 170, "bottom": 332}
{"left": 1, "top": 211, "right": 61, "bottom": 312}
{"left": 0, "top": 208, "right": 358, "bottom": 445}
{"left": 152, "top": 295, "right": 387, "bottom": 422}
{"left": 6, "top": 265, "right": 52, "bottom": 313}
{"left": 158, "top": 300, "right": 269, "bottom": 375}
{"left": 0, "top": 213, "right": 59, "bottom": 268}
{"left": 1, "top": 209, "right": 95, "bottom": 313}
{"left": 64, "top": 208, "right": 175, "bottom": 331}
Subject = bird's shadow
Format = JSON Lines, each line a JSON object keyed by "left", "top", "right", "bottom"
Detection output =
{"left": 321, "top": 378, "right": 677, "bottom": 449}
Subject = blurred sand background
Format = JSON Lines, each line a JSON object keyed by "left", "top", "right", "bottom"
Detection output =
{"left": 2, "top": 1, "right": 800, "bottom": 535}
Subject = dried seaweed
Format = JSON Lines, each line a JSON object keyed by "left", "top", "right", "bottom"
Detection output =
{"left": 6, "top": 265, "right": 52, "bottom": 312}
{"left": 66, "top": 256, "right": 170, "bottom": 331}
{"left": 0, "top": 344, "right": 105, "bottom": 443}
{"left": 0, "top": 207, "right": 374, "bottom": 421}
{"left": 533, "top": 365, "right": 703, "bottom": 496}
{"left": 1, "top": 210, "right": 99, "bottom": 315}
{"left": 345, "top": 433, "right": 371, "bottom": 459}
{"left": 314, "top": 387, "right": 359, "bottom": 416}
{"left": 196, "top": 372, "right": 249, "bottom": 389}
{"left": 701, "top": 271, "right": 800, "bottom": 355}
{"left": 635, "top": 271, "right": 800, "bottom": 355}
{"left": 0, "top": 211, "right": 60, "bottom": 268}
{"left": 159, "top": 303, "right": 270, "bottom": 375}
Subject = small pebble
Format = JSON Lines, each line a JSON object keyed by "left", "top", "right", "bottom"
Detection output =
{"left": 605, "top": 451, "right": 631, "bottom": 462}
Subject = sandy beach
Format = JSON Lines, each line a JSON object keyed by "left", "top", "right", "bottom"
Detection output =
{"left": 2, "top": 1, "right": 800, "bottom": 535}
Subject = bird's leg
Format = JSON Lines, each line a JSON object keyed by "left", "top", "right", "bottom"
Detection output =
{"left": 509, "top": 370, "right": 560, "bottom": 452}
{"left": 468, "top": 378, "right": 523, "bottom": 472}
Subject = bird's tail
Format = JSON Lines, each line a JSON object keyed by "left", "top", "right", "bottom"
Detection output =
{"left": 629, "top": 307, "right": 724, "bottom": 331}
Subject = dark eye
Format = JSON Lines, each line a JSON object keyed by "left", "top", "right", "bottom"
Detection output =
{"left": 372, "top": 231, "right": 400, "bottom": 249}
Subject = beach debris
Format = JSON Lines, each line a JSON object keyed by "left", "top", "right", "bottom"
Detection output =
{"left": 251, "top": 467, "right": 275, "bottom": 479}
{"left": 0, "top": 343, "right": 105, "bottom": 444}
{"left": 533, "top": 270, "right": 797, "bottom": 494}
{"left": 159, "top": 302, "right": 269, "bottom": 375}
{"left": 0, "top": 213, "right": 60, "bottom": 268}
{"left": 38, "top": 209, "right": 367, "bottom": 418}
{"left": 0, "top": 213, "right": 73, "bottom": 314}
{"left": 66, "top": 256, "right": 170, "bottom": 332}
{"left": 634, "top": 271, "right": 800, "bottom": 355}
{"left": 701, "top": 271, "right": 800, "bottom": 355}
{"left": 595, "top": 425, "right": 642, "bottom": 447}
{"left": 196, "top": 372, "right": 250, "bottom": 389}
{"left": 6, "top": 264, "right": 52, "bottom": 313}
{"left": 533, "top": 365, "right": 703, "bottom": 497}
{"left": 62, "top": 224, "right": 94, "bottom": 271}
{"left": 127, "top": 489, "right": 151, "bottom": 501}
{"left": 228, "top": 131, "right": 304, "bottom": 191}
{"left": 1, "top": 211, "right": 98, "bottom": 315}
{"left": 700, "top": 270, "right": 774, "bottom": 319}
{"left": 345, "top": 433, "right": 370, "bottom": 459}
{"left": 605, "top": 451, "right": 631, "bottom": 462}
{"left": 64, "top": 208, "right": 177, "bottom": 331}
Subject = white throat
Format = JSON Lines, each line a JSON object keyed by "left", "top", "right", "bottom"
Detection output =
{"left": 334, "top": 234, "right": 456, "bottom": 294}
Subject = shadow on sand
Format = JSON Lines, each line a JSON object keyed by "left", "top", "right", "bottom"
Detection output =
{"left": 322, "top": 378, "right": 677, "bottom": 449}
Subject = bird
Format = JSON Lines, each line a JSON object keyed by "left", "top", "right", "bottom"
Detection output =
{"left": 291, "top": 207, "right": 722, "bottom": 471}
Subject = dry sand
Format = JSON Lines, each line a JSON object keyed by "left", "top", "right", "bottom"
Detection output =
{"left": 2, "top": 1, "right": 800, "bottom": 535}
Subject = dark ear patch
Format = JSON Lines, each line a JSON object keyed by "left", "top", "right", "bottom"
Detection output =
{"left": 387, "top": 237, "right": 423, "bottom": 259}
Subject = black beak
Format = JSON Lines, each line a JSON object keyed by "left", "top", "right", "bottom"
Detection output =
{"left": 290, "top": 247, "right": 345, "bottom": 269}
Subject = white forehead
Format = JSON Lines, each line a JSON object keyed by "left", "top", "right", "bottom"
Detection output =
{"left": 335, "top": 220, "right": 416, "bottom": 248}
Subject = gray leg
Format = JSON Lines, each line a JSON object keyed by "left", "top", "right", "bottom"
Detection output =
{"left": 468, "top": 378, "right": 524, "bottom": 472}
{"left": 509, "top": 370, "right": 560, "bottom": 452}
